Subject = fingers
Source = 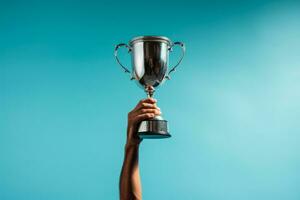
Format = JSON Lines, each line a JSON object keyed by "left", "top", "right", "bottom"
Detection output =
{"left": 136, "top": 103, "right": 159, "bottom": 111}
{"left": 141, "top": 97, "right": 156, "bottom": 103}
{"left": 127, "top": 98, "right": 162, "bottom": 132}
{"left": 134, "top": 98, "right": 157, "bottom": 111}
{"left": 131, "top": 107, "right": 161, "bottom": 125}
{"left": 138, "top": 108, "right": 161, "bottom": 115}
{"left": 134, "top": 113, "right": 155, "bottom": 123}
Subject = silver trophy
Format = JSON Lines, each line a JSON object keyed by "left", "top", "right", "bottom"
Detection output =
{"left": 114, "top": 36, "right": 185, "bottom": 139}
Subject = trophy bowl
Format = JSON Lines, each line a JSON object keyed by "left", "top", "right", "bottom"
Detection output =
{"left": 114, "top": 36, "right": 185, "bottom": 139}
{"left": 130, "top": 36, "right": 170, "bottom": 89}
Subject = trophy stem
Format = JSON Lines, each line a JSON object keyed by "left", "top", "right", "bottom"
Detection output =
{"left": 145, "top": 86, "right": 155, "bottom": 98}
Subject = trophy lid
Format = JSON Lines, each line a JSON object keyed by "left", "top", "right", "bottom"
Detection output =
{"left": 129, "top": 36, "right": 171, "bottom": 46}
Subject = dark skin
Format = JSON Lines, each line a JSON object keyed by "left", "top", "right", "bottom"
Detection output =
{"left": 119, "top": 98, "right": 161, "bottom": 200}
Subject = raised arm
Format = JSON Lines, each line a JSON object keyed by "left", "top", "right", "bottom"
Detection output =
{"left": 119, "top": 98, "right": 161, "bottom": 200}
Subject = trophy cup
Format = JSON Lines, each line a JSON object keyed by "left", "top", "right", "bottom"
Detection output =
{"left": 114, "top": 36, "right": 185, "bottom": 139}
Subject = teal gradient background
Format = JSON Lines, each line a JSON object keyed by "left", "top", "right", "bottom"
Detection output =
{"left": 1, "top": 0, "right": 300, "bottom": 199}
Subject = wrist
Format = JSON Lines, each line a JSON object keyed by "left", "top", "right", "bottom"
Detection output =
{"left": 126, "top": 125, "right": 142, "bottom": 146}
{"left": 127, "top": 124, "right": 138, "bottom": 134}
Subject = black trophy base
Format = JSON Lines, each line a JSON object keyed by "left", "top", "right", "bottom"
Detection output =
{"left": 138, "top": 119, "right": 171, "bottom": 139}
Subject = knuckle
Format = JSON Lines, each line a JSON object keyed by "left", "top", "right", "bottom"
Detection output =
{"left": 128, "top": 111, "right": 133, "bottom": 117}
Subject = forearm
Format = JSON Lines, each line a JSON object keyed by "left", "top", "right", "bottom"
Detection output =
{"left": 119, "top": 144, "right": 142, "bottom": 200}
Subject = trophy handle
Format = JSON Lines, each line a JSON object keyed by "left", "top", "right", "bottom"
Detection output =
{"left": 165, "top": 42, "right": 186, "bottom": 80}
{"left": 114, "top": 43, "right": 134, "bottom": 79}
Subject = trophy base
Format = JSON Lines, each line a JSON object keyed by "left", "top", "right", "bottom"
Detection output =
{"left": 138, "top": 119, "right": 171, "bottom": 139}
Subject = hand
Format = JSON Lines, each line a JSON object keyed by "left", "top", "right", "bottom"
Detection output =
{"left": 126, "top": 98, "right": 161, "bottom": 147}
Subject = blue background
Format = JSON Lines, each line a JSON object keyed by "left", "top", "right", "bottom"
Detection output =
{"left": 1, "top": 0, "right": 300, "bottom": 199}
